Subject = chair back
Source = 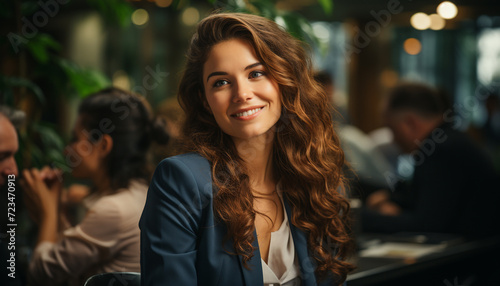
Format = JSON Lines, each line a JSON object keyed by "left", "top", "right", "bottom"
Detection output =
{"left": 84, "top": 272, "right": 141, "bottom": 286}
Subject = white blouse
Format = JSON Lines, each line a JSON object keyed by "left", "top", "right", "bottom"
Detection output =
{"left": 261, "top": 192, "right": 301, "bottom": 286}
{"left": 28, "top": 181, "right": 147, "bottom": 286}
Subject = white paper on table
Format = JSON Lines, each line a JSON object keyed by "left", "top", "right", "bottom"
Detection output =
{"left": 359, "top": 242, "right": 447, "bottom": 259}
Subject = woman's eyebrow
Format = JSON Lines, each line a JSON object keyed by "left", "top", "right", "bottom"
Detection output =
{"left": 244, "top": 62, "right": 262, "bottom": 70}
{"left": 206, "top": 71, "right": 227, "bottom": 83}
{"left": 206, "top": 62, "right": 263, "bottom": 83}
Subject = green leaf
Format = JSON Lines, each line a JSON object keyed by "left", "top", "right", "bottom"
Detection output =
{"left": 86, "top": 0, "right": 133, "bottom": 27}
{"left": 23, "top": 122, "right": 68, "bottom": 169}
{"left": 250, "top": 0, "right": 277, "bottom": 19}
{"left": 1, "top": 76, "right": 46, "bottom": 105}
{"left": 214, "top": 0, "right": 252, "bottom": 13}
{"left": 27, "top": 40, "right": 49, "bottom": 63}
{"left": 55, "top": 58, "right": 110, "bottom": 98}
{"left": 76, "top": 69, "right": 111, "bottom": 98}
{"left": 24, "top": 34, "right": 61, "bottom": 63}
{"left": 21, "top": 1, "right": 40, "bottom": 16}
{"left": 318, "top": 0, "right": 333, "bottom": 15}
{"left": 29, "top": 145, "right": 44, "bottom": 168}
{"left": 172, "top": 0, "right": 181, "bottom": 9}
{"left": 34, "top": 122, "right": 65, "bottom": 151}
{"left": 51, "top": 161, "right": 72, "bottom": 173}
{"left": 46, "top": 149, "right": 66, "bottom": 164}
{"left": 299, "top": 17, "right": 319, "bottom": 46}
{"left": 37, "top": 34, "right": 62, "bottom": 51}
{"left": 277, "top": 12, "right": 307, "bottom": 41}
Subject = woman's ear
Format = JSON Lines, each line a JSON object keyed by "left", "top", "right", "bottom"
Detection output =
{"left": 97, "top": 134, "right": 113, "bottom": 158}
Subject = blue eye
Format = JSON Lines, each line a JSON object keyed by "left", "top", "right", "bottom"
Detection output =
{"left": 250, "top": 71, "right": 264, "bottom": 78}
{"left": 213, "top": 79, "right": 229, "bottom": 88}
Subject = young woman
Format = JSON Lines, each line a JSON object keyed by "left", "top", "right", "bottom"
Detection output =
{"left": 22, "top": 88, "right": 169, "bottom": 286}
{"left": 140, "top": 13, "right": 354, "bottom": 286}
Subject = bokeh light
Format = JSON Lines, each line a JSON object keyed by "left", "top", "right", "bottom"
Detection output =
{"left": 410, "top": 13, "right": 431, "bottom": 30}
{"left": 112, "top": 70, "right": 131, "bottom": 91}
{"left": 131, "top": 9, "right": 149, "bottom": 26}
{"left": 155, "top": 0, "right": 173, "bottom": 8}
{"left": 429, "top": 14, "right": 446, "bottom": 30}
{"left": 312, "top": 23, "right": 330, "bottom": 41}
{"left": 380, "top": 70, "right": 399, "bottom": 88}
{"left": 182, "top": 7, "right": 200, "bottom": 26}
{"left": 437, "top": 1, "right": 458, "bottom": 20}
{"left": 404, "top": 38, "right": 422, "bottom": 55}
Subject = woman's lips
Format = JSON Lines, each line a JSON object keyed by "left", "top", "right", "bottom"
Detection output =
{"left": 231, "top": 106, "right": 264, "bottom": 119}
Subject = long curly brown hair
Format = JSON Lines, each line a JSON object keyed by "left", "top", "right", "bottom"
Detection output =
{"left": 178, "top": 12, "right": 354, "bottom": 284}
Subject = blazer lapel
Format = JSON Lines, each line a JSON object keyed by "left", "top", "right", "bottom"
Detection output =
{"left": 283, "top": 198, "right": 318, "bottom": 286}
{"left": 237, "top": 230, "right": 263, "bottom": 286}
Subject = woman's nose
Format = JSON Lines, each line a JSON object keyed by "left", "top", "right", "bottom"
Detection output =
{"left": 232, "top": 80, "right": 253, "bottom": 103}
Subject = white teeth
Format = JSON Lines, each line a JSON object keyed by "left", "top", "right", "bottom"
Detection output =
{"left": 234, "top": 107, "right": 262, "bottom": 117}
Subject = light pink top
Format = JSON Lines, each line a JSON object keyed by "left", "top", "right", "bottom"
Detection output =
{"left": 28, "top": 181, "right": 147, "bottom": 286}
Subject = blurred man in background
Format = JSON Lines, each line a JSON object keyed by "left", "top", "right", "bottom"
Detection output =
{"left": 0, "top": 106, "right": 22, "bottom": 186}
{"left": 362, "top": 82, "right": 499, "bottom": 238}
{"left": 0, "top": 105, "right": 25, "bottom": 286}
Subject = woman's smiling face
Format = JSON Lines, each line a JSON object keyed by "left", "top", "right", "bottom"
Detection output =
{"left": 203, "top": 38, "right": 281, "bottom": 143}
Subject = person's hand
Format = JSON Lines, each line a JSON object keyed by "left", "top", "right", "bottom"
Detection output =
{"left": 39, "top": 166, "right": 63, "bottom": 186}
{"left": 377, "top": 201, "right": 402, "bottom": 216}
{"left": 366, "top": 189, "right": 402, "bottom": 216}
{"left": 365, "top": 190, "right": 391, "bottom": 210}
{"left": 21, "top": 167, "right": 63, "bottom": 225}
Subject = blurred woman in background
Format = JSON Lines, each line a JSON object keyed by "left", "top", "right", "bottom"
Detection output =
{"left": 22, "top": 88, "right": 169, "bottom": 286}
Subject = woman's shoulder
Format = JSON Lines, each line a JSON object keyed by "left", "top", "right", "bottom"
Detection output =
{"left": 101, "top": 181, "right": 147, "bottom": 206}
{"left": 76, "top": 190, "right": 144, "bottom": 238}
{"left": 156, "top": 153, "right": 210, "bottom": 176}
{"left": 161, "top": 152, "right": 210, "bottom": 166}
{"left": 90, "top": 182, "right": 148, "bottom": 221}
{"left": 152, "top": 152, "right": 212, "bottom": 197}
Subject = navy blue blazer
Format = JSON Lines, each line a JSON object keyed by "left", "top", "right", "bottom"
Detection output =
{"left": 140, "top": 153, "right": 344, "bottom": 285}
